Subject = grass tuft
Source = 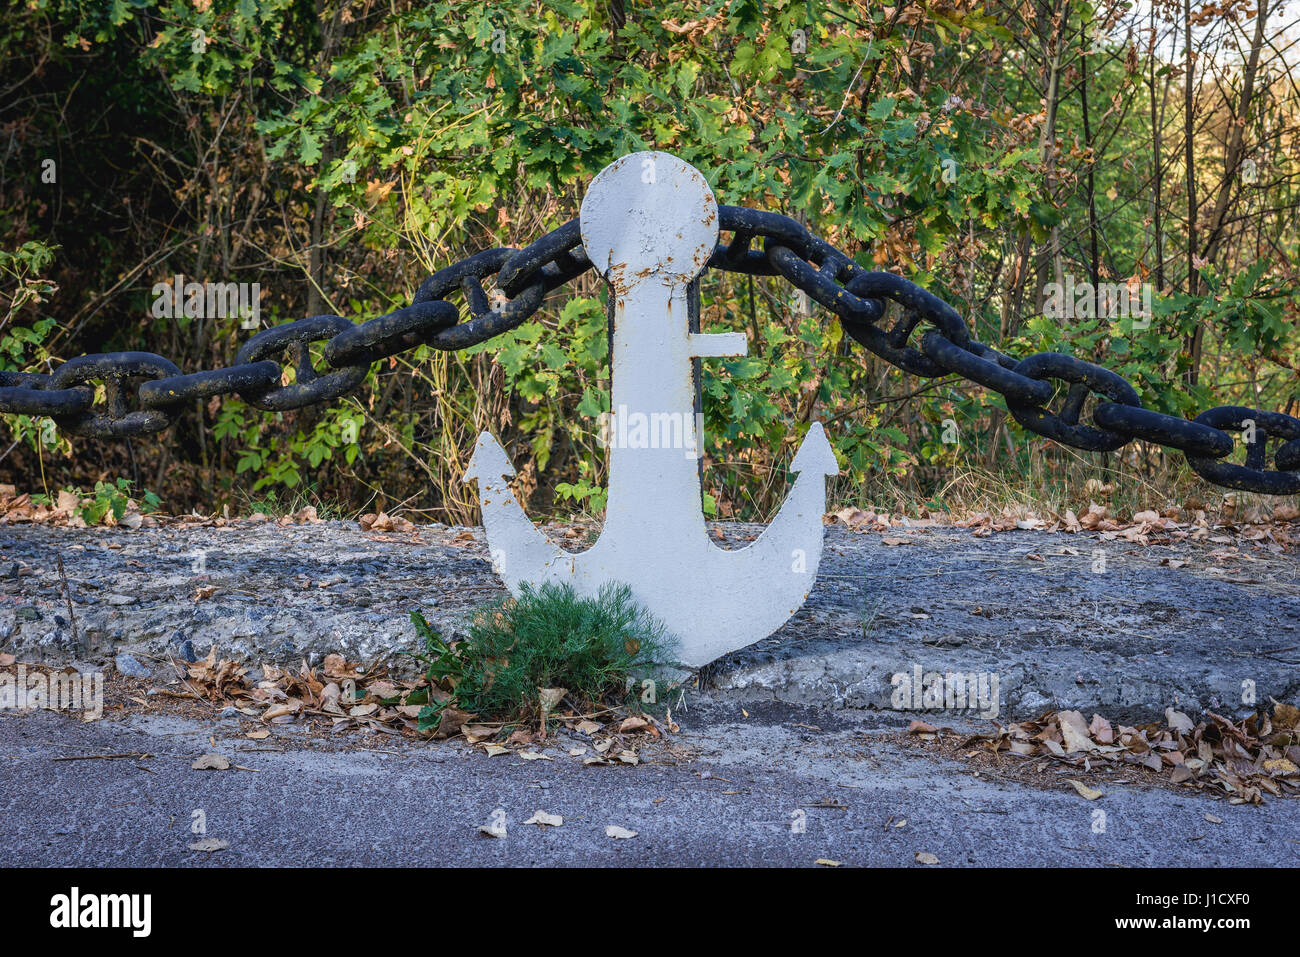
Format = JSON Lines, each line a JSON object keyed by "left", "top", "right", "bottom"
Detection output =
{"left": 233, "top": 483, "right": 351, "bottom": 520}
{"left": 409, "top": 581, "right": 679, "bottom": 733}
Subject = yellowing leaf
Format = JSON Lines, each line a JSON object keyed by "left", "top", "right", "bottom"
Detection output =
{"left": 1066, "top": 779, "right": 1104, "bottom": 800}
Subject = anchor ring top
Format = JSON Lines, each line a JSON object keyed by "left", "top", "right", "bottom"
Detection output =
{"left": 579, "top": 151, "right": 719, "bottom": 291}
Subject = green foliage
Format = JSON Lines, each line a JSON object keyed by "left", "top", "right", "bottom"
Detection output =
{"left": 0, "top": 242, "right": 64, "bottom": 455}
{"left": 33, "top": 478, "right": 162, "bottom": 525}
{"left": 4, "top": 1, "right": 1298, "bottom": 515}
{"left": 408, "top": 582, "right": 678, "bottom": 733}
{"left": 216, "top": 396, "right": 366, "bottom": 492}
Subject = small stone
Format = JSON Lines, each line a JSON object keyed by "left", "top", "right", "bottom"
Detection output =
{"left": 114, "top": 653, "right": 152, "bottom": 678}
{"left": 106, "top": 594, "right": 137, "bottom": 606}
{"left": 1018, "top": 691, "right": 1051, "bottom": 713}
{"left": 169, "top": 631, "right": 197, "bottom": 662}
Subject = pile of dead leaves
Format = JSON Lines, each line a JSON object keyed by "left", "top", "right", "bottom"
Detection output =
{"left": 171, "top": 646, "right": 438, "bottom": 736}
{"left": 956, "top": 502, "right": 1296, "bottom": 550}
{"left": 462, "top": 711, "right": 675, "bottom": 766}
{"left": 829, "top": 498, "right": 1297, "bottom": 550}
{"left": 0, "top": 484, "right": 156, "bottom": 529}
{"left": 949, "top": 702, "right": 1300, "bottom": 804}
{"left": 0, "top": 484, "right": 328, "bottom": 530}
{"left": 359, "top": 511, "right": 416, "bottom": 534}
{"left": 165, "top": 646, "right": 669, "bottom": 756}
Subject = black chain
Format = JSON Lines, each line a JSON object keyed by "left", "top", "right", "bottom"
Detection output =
{"left": 3, "top": 206, "right": 1298, "bottom": 496}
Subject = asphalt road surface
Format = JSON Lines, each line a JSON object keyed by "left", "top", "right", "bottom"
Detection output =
{"left": 3, "top": 698, "right": 1296, "bottom": 867}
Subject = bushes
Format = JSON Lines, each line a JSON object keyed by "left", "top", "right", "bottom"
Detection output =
{"left": 409, "top": 582, "right": 678, "bottom": 732}
{"left": 2, "top": 3, "right": 1297, "bottom": 516}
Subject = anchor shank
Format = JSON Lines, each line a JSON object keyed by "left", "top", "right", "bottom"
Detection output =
{"left": 604, "top": 281, "right": 708, "bottom": 543}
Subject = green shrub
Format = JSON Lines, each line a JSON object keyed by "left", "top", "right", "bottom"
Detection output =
{"left": 409, "top": 582, "right": 679, "bottom": 733}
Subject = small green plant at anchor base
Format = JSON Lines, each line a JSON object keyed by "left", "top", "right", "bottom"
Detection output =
{"left": 408, "top": 582, "right": 680, "bottom": 735}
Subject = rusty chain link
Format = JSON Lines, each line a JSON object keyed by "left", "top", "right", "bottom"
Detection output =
{"left": 2, "top": 206, "right": 1298, "bottom": 495}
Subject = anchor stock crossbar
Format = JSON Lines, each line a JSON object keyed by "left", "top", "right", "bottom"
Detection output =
{"left": 2, "top": 168, "right": 1299, "bottom": 496}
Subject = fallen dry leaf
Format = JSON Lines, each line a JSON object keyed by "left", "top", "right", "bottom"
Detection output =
{"left": 619, "top": 715, "right": 653, "bottom": 734}
{"left": 188, "top": 838, "right": 229, "bottom": 852}
{"left": 523, "top": 811, "right": 563, "bottom": 827}
{"left": 1057, "top": 710, "right": 1095, "bottom": 753}
{"left": 360, "top": 512, "right": 416, "bottom": 533}
{"left": 1166, "top": 707, "right": 1195, "bottom": 734}
{"left": 1263, "top": 758, "right": 1298, "bottom": 776}
{"left": 538, "top": 687, "right": 566, "bottom": 713}
{"left": 1065, "top": 779, "right": 1104, "bottom": 801}
{"left": 191, "top": 754, "right": 231, "bottom": 771}
{"left": 462, "top": 724, "right": 497, "bottom": 744}
{"left": 434, "top": 707, "right": 472, "bottom": 739}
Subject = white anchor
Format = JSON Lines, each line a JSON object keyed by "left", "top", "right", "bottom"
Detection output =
{"left": 463, "top": 151, "right": 839, "bottom": 667}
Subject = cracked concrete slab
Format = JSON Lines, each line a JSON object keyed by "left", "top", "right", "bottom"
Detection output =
{"left": 1, "top": 520, "right": 1296, "bottom": 722}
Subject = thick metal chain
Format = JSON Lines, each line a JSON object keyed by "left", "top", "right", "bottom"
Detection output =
{"left": 3, "top": 206, "right": 1298, "bottom": 495}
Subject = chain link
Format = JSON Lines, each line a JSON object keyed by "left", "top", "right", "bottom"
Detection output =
{"left": 2, "top": 205, "right": 1297, "bottom": 495}
{"left": 48, "top": 352, "right": 181, "bottom": 437}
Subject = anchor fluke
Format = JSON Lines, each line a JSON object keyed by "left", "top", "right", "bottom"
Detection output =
{"left": 789, "top": 422, "right": 839, "bottom": 477}
{"left": 463, "top": 430, "right": 571, "bottom": 589}
{"left": 463, "top": 430, "right": 516, "bottom": 485}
